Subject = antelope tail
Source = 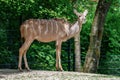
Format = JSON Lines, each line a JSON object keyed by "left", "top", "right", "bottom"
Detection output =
{"left": 20, "top": 25, "right": 25, "bottom": 44}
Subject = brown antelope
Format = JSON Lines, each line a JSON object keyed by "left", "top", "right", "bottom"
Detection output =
{"left": 18, "top": 9, "right": 88, "bottom": 71}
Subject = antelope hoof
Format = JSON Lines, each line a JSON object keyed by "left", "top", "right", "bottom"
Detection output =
{"left": 60, "top": 68, "right": 64, "bottom": 71}
{"left": 18, "top": 67, "right": 23, "bottom": 72}
{"left": 59, "top": 66, "right": 64, "bottom": 71}
{"left": 56, "top": 68, "right": 64, "bottom": 71}
{"left": 25, "top": 67, "right": 31, "bottom": 71}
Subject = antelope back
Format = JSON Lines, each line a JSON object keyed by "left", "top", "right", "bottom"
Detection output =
{"left": 20, "top": 19, "right": 70, "bottom": 42}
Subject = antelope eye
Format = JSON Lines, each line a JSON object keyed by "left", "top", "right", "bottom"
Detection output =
{"left": 78, "top": 15, "right": 81, "bottom": 17}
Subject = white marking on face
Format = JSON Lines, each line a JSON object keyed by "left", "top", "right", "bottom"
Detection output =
{"left": 79, "top": 15, "right": 86, "bottom": 24}
{"left": 81, "top": 16, "right": 86, "bottom": 24}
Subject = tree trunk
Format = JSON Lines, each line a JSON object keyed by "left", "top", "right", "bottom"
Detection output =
{"left": 83, "top": 0, "right": 112, "bottom": 73}
{"left": 74, "top": 33, "right": 81, "bottom": 72}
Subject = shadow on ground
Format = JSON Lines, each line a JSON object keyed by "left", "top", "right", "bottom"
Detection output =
{"left": 0, "top": 69, "right": 120, "bottom": 80}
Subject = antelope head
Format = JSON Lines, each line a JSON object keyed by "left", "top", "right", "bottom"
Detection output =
{"left": 74, "top": 9, "right": 88, "bottom": 24}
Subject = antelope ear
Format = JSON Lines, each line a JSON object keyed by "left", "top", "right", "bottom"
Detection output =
{"left": 83, "top": 10, "right": 88, "bottom": 16}
{"left": 73, "top": 9, "right": 81, "bottom": 16}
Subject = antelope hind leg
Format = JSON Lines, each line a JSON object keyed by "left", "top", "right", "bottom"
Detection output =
{"left": 24, "top": 51, "right": 31, "bottom": 71}
{"left": 23, "top": 39, "right": 33, "bottom": 71}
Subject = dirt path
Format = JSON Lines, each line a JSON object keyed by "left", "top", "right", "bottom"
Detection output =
{"left": 0, "top": 69, "right": 120, "bottom": 80}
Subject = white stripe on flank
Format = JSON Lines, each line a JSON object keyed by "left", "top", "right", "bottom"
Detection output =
{"left": 32, "top": 21, "right": 36, "bottom": 34}
{"left": 45, "top": 22, "right": 48, "bottom": 34}
{"left": 51, "top": 21, "right": 53, "bottom": 33}
{"left": 25, "top": 24, "right": 28, "bottom": 37}
{"left": 55, "top": 21, "right": 58, "bottom": 33}
{"left": 38, "top": 20, "right": 41, "bottom": 34}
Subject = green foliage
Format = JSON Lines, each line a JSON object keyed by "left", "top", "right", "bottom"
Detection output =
{"left": 28, "top": 41, "right": 56, "bottom": 70}
{"left": 98, "top": 3, "right": 120, "bottom": 75}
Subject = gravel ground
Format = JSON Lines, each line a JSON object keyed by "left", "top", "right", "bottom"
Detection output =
{"left": 0, "top": 69, "right": 120, "bottom": 80}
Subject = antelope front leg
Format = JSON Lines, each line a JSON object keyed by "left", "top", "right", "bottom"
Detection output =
{"left": 56, "top": 41, "right": 63, "bottom": 71}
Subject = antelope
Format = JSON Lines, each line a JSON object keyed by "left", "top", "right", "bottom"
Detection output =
{"left": 18, "top": 9, "right": 88, "bottom": 71}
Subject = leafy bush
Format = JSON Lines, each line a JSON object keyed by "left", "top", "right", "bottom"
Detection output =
{"left": 98, "top": 5, "right": 120, "bottom": 75}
